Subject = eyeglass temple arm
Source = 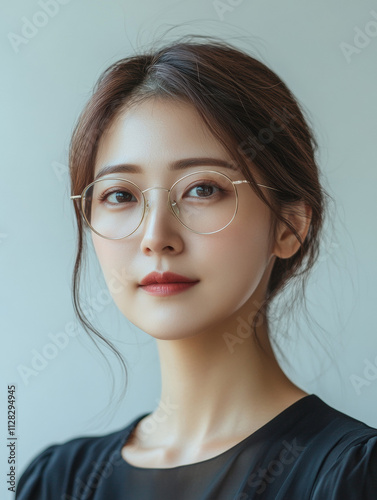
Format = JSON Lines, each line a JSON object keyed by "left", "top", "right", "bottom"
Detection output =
{"left": 233, "top": 180, "right": 280, "bottom": 192}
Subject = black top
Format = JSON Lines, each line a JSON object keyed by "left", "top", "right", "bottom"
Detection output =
{"left": 15, "top": 394, "right": 377, "bottom": 499}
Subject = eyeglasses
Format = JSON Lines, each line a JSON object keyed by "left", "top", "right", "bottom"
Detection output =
{"left": 70, "top": 170, "right": 280, "bottom": 239}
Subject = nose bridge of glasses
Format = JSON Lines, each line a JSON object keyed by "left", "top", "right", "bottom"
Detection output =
{"left": 142, "top": 186, "right": 176, "bottom": 217}
{"left": 142, "top": 185, "right": 169, "bottom": 196}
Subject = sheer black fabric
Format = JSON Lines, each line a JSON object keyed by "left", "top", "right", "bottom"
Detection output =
{"left": 15, "top": 395, "right": 377, "bottom": 499}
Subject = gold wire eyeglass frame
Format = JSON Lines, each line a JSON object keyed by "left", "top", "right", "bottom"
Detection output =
{"left": 70, "top": 169, "right": 280, "bottom": 239}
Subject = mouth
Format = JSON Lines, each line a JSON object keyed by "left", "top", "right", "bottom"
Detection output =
{"left": 138, "top": 271, "right": 200, "bottom": 296}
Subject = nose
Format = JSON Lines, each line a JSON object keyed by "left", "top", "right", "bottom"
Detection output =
{"left": 139, "top": 188, "right": 184, "bottom": 256}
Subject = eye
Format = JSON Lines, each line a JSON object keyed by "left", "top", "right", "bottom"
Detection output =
{"left": 185, "top": 182, "right": 223, "bottom": 199}
{"left": 98, "top": 189, "right": 137, "bottom": 205}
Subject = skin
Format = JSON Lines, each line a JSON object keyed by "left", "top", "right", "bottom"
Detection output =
{"left": 91, "top": 97, "right": 312, "bottom": 468}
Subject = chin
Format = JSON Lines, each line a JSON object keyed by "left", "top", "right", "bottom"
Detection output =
{"left": 135, "top": 319, "right": 204, "bottom": 341}
{"left": 147, "top": 331, "right": 197, "bottom": 341}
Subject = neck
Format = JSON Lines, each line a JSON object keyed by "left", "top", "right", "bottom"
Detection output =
{"left": 146, "top": 297, "right": 307, "bottom": 448}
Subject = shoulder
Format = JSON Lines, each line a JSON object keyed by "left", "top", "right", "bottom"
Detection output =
{"left": 15, "top": 418, "right": 139, "bottom": 500}
{"left": 310, "top": 430, "right": 377, "bottom": 499}
{"left": 305, "top": 397, "right": 377, "bottom": 499}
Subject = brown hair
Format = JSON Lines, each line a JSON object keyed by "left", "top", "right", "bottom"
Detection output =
{"left": 69, "top": 34, "right": 332, "bottom": 415}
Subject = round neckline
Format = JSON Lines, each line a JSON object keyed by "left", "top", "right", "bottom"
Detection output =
{"left": 118, "top": 394, "right": 318, "bottom": 471}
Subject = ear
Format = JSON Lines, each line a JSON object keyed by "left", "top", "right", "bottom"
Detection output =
{"left": 272, "top": 202, "right": 312, "bottom": 259}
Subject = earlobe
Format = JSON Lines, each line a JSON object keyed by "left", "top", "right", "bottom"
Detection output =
{"left": 272, "top": 202, "right": 312, "bottom": 259}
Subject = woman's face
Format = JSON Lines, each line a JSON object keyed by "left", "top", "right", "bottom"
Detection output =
{"left": 92, "top": 98, "right": 276, "bottom": 340}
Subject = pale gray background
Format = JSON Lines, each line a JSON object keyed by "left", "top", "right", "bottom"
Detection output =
{"left": 1, "top": 0, "right": 377, "bottom": 496}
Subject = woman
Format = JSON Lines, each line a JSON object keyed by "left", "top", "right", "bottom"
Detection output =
{"left": 16, "top": 35, "right": 377, "bottom": 499}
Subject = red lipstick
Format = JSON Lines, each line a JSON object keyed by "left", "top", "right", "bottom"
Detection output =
{"left": 139, "top": 272, "right": 199, "bottom": 296}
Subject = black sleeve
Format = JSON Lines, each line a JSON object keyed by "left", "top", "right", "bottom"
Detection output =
{"left": 311, "top": 435, "right": 377, "bottom": 499}
{"left": 15, "top": 444, "right": 58, "bottom": 499}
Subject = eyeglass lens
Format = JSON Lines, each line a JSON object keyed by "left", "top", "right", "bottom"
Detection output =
{"left": 82, "top": 171, "right": 238, "bottom": 238}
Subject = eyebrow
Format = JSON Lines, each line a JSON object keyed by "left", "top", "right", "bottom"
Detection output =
{"left": 94, "top": 157, "right": 239, "bottom": 181}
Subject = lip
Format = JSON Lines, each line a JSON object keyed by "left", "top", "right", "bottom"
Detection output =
{"left": 139, "top": 272, "right": 200, "bottom": 296}
{"left": 139, "top": 271, "right": 199, "bottom": 286}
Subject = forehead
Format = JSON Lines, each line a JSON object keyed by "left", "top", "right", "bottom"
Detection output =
{"left": 94, "top": 98, "right": 236, "bottom": 178}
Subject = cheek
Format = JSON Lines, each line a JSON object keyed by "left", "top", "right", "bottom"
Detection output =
{"left": 91, "top": 235, "right": 136, "bottom": 294}
{"left": 213, "top": 208, "right": 272, "bottom": 268}
{"left": 205, "top": 210, "right": 273, "bottom": 296}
